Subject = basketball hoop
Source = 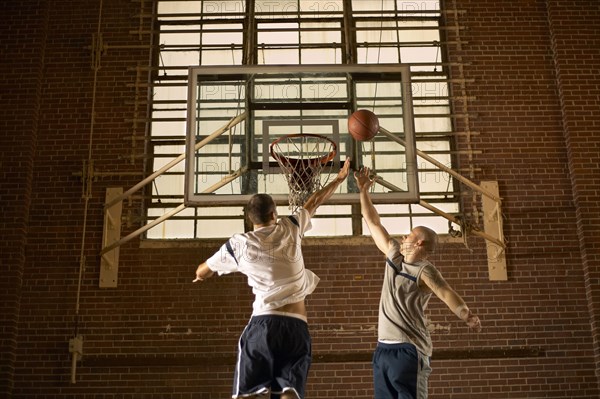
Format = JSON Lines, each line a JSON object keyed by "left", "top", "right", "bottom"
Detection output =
{"left": 270, "top": 133, "right": 337, "bottom": 210}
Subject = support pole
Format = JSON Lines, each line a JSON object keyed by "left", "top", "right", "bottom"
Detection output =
{"left": 378, "top": 126, "right": 502, "bottom": 203}
{"left": 99, "top": 166, "right": 247, "bottom": 256}
{"left": 104, "top": 111, "right": 247, "bottom": 210}
{"left": 373, "top": 176, "right": 506, "bottom": 249}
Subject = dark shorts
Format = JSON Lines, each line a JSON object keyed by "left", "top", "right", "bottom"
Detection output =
{"left": 373, "top": 342, "right": 432, "bottom": 399}
{"left": 233, "top": 315, "right": 312, "bottom": 399}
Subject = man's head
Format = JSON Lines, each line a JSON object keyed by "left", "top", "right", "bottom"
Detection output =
{"left": 246, "top": 194, "right": 277, "bottom": 226}
{"left": 413, "top": 226, "right": 438, "bottom": 254}
{"left": 401, "top": 226, "right": 438, "bottom": 260}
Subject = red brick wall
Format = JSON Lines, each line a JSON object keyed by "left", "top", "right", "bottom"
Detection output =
{"left": 547, "top": 0, "right": 600, "bottom": 380}
{"left": 0, "top": 0, "right": 48, "bottom": 394}
{"left": 1, "top": 0, "right": 599, "bottom": 398}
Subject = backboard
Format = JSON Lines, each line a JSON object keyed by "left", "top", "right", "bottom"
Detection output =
{"left": 185, "top": 64, "right": 419, "bottom": 207}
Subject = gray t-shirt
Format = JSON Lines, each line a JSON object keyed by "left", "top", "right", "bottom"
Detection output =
{"left": 378, "top": 239, "right": 435, "bottom": 356}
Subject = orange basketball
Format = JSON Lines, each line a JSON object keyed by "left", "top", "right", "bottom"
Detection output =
{"left": 348, "top": 109, "right": 379, "bottom": 141}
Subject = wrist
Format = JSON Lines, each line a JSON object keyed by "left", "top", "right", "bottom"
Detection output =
{"left": 453, "top": 304, "right": 469, "bottom": 321}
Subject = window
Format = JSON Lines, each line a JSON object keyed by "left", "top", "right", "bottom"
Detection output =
{"left": 147, "top": 0, "right": 461, "bottom": 239}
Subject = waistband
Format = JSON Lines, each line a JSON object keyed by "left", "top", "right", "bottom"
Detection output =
{"left": 377, "top": 341, "right": 430, "bottom": 359}
{"left": 377, "top": 341, "right": 417, "bottom": 350}
{"left": 252, "top": 310, "right": 308, "bottom": 323}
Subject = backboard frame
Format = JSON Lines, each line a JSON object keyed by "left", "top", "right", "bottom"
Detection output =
{"left": 184, "top": 64, "right": 419, "bottom": 206}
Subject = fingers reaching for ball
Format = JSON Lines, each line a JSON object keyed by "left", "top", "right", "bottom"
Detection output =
{"left": 354, "top": 167, "right": 375, "bottom": 191}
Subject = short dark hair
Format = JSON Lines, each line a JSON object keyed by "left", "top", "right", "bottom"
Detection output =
{"left": 246, "top": 194, "right": 276, "bottom": 225}
{"left": 414, "top": 226, "right": 438, "bottom": 254}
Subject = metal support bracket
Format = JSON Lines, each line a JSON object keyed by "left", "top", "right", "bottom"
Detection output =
{"left": 100, "top": 188, "right": 123, "bottom": 288}
{"left": 91, "top": 33, "right": 107, "bottom": 70}
{"left": 481, "top": 181, "right": 507, "bottom": 281}
{"left": 69, "top": 334, "right": 84, "bottom": 384}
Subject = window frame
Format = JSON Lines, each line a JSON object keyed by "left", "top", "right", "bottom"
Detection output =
{"left": 146, "top": 0, "right": 463, "bottom": 240}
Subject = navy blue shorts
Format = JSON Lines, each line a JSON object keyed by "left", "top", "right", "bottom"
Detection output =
{"left": 373, "top": 342, "right": 432, "bottom": 399}
{"left": 233, "top": 315, "right": 312, "bottom": 398}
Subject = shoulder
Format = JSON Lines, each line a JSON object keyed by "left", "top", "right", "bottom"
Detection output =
{"left": 417, "top": 261, "right": 445, "bottom": 290}
{"left": 385, "top": 238, "right": 402, "bottom": 262}
{"left": 227, "top": 232, "right": 247, "bottom": 245}
{"left": 277, "top": 214, "right": 301, "bottom": 230}
{"left": 293, "top": 208, "right": 311, "bottom": 223}
{"left": 417, "top": 260, "right": 436, "bottom": 275}
{"left": 286, "top": 214, "right": 301, "bottom": 227}
{"left": 286, "top": 208, "right": 312, "bottom": 233}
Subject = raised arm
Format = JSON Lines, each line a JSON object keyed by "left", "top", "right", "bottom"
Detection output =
{"left": 354, "top": 167, "right": 395, "bottom": 254}
{"left": 420, "top": 266, "right": 482, "bottom": 332}
{"left": 303, "top": 158, "right": 351, "bottom": 216}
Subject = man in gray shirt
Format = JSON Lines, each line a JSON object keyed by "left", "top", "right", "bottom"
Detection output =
{"left": 354, "top": 167, "right": 482, "bottom": 399}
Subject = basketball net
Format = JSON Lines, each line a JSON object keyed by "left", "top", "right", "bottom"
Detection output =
{"left": 270, "top": 134, "right": 337, "bottom": 211}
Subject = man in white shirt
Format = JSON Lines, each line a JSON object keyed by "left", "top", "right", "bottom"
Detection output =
{"left": 194, "top": 159, "right": 350, "bottom": 399}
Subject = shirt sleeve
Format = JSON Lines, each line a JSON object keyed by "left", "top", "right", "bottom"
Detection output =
{"left": 205, "top": 239, "right": 239, "bottom": 275}
{"left": 292, "top": 208, "right": 312, "bottom": 235}
{"left": 386, "top": 238, "right": 404, "bottom": 266}
{"left": 416, "top": 261, "right": 441, "bottom": 289}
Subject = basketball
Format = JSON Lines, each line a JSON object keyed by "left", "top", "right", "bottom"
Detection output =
{"left": 348, "top": 109, "right": 379, "bottom": 141}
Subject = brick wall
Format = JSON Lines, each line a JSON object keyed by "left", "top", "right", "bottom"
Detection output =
{"left": 0, "top": 0, "right": 48, "bottom": 395}
{"left": 547, "top": 0, "right": 600, "bottom": 379}
{"left": 0, "top": 0, "right": 599, "bottom": 398}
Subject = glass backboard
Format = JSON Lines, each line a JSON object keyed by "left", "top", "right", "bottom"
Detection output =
{"left": 185, "top": 64, "right": 419, "bottom": 207}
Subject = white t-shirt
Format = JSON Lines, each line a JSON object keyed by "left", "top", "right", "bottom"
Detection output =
{"left": 206, "top": 209, "right": 320, "bottom": 315}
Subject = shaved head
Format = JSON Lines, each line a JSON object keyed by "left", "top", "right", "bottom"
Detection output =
{"left": 413, "top": 226, "right": 438, "bottom": 254}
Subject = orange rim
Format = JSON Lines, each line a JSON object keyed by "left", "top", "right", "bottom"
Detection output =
{"left": 270, "top": 133, "right": 337, "bottom": 165}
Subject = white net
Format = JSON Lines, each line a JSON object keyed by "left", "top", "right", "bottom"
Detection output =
{"left": 270, "top": 134, "right": 337, "bottom": 210}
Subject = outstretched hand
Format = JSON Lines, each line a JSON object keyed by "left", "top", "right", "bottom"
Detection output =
{"left": 466, "top": 311, "right": 482, "bottom": 333}
{"left": 193, "top": 263, "right": 214, "bottom": 283}
{"left": 354, "top": 166, "right": 375, "bottom": 192}
{"left": 336, "top": 158, "right": 351, "bottom": 182}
